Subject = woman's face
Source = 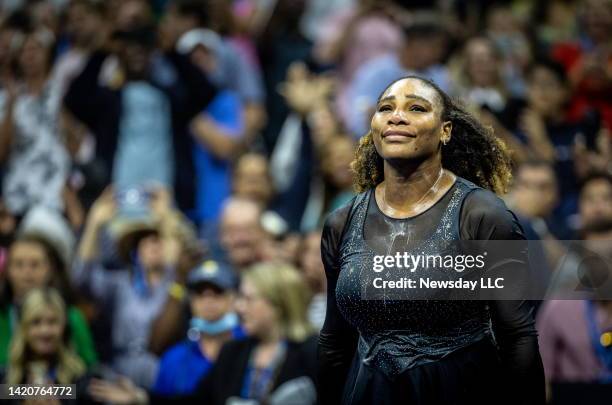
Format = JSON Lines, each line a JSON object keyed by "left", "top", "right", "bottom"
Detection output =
{"left": 322, "top": 137, "right": 354, "bottom": 189}
{"left": 189, "top": 284, "right": 235, "bottom": 322}
{"left": 114, "top": 0, "right": 151, "bottom": 31}
{"left": 8, "top": 242, "right": 52, "bottom": 301}
{"left": 465, "top": 39, "right": 499, "bottom": 87}
{"left": 137, "top": 234, "right": 164, "bottom": 272}
{"left": 579, "top": 179, "right": 612, "bottom": 226}
{"left": 235, "top": 280, "right": 278, "bottom": 338}
{"left": 526, "top": 66, "right": 567, "bottom": 117}
{"left": 299, "top": 232, "right": 325, "bottom": 292}
{"left": 26, "top": 307, "right": 64, "bottom": 357}
{"left": 18, "top": 35, "right": 49, "bottom": 78}
{"left": 370, "top": 78, "right": 451, "bottom": 163}
{"left": 233, "top": 154, "right": 273, "bottom": 205}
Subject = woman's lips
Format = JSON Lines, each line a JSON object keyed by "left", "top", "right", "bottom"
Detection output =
{"left": 382, "top": 130, "right": 416, "bottom": 140}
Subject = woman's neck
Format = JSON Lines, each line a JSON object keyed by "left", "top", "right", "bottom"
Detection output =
{"left": 379, "top": 155, "right": 450, "bottom": 215}
{"left": 28, "top": 353, "right": 57, "bottom": 367}
{"left": 199, "top": 331, "right": 232, "bottom": 360}
{"left": 145, "top": 266, "right": 164, "bottom": 286}
{"left": 30, "top": 354, "right": 53, "bottom": 362}
{"left": 25, "top": 75, "right": 46, "bottom": 95}
{"left": 256, "top": 324, "right": 283, "bottom": 345}
{"left": 253, "top": 328, "right": 284, "bottom": 369}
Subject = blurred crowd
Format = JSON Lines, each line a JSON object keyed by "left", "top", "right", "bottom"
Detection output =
{"left": 0, "top": 0, "right": 611, "bottom": 404}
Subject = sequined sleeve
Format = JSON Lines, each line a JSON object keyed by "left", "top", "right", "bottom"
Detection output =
{"left": 317, "top": 203, "right": 359, "bottom": 405}
{"left": 460, "top": 189, "right": 546, "bottom": 404}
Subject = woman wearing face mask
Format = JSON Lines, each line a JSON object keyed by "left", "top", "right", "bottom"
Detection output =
{"left": 2, "top": 287, "right": 95, "bottom": 404}
{"left": 152, "top": 260, "right": 244, "bottom": 395}
{"left": 318, "top": 76, "right": 545, "bottom": 405}
{"left": 0, "top": 233, "right": 97, "bottom": 370}
{"left": 89, "top": 262, "right": 318, "bottom": 405}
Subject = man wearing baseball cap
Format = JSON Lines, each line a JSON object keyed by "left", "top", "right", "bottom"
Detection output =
{"left": 152, "top": 260, "right": 244, "bottom": 395}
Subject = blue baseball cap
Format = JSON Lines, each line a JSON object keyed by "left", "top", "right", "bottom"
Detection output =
{"left": 186, "top": 260, "right": 239, "bottom": 291}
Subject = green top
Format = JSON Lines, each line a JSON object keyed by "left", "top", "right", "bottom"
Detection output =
{"left": 0, "top": 304, "right": 98, "bottom": 367}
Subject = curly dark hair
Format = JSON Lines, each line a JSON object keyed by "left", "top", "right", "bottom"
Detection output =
{"left": 351, "top": 76, "right": 513, "bottom": 195}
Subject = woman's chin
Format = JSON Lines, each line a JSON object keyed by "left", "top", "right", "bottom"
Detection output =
{"left": 380, "top": 149, "right": 424, "bottom": 162}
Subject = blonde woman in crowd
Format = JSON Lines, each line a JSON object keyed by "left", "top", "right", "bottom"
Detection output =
{"left": 2, "top": 287, "right": 95, "bottom": 404}
{"left": 0, "top": 231, "right": 97, "bottom": 370}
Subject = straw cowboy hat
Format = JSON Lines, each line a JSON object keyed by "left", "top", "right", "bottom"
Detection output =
{"left": 108, "top": 188, "right": 198, "bottom": 265}
{"left": 108, "top": 216, "right": 160, "bottom": 265}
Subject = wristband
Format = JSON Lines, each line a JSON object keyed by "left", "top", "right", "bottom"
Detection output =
{"left": 168, "top": 282, "right": 186, "bottom": 301}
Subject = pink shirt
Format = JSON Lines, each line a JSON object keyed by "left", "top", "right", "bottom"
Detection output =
{"left": 537, "top": 300, "right": 612, "bottom": 382}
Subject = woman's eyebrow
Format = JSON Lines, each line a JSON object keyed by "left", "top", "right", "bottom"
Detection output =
{"left": 377, "top": 94, "right": 432, "bottom": 106}
{"left": 378, "top": 95, "right": 395, "bottom": 104}
{"left": 405, "top": 94, "right": 432, "bottom": 105}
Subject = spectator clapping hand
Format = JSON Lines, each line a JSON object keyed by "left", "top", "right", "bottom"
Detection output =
{"left": 78, "top": 187, "right": 116, "bottom": 262}
{"left": 149, "top": 186, "right": 173, "bottom": 222}
{"left": 573, "top": 128, "right": 612, "bottom": 178}
{"left": 278, "top": 62, "right": 334, "bottom": 117}
{"left": 519, "top": 109, "right": 556, "bottom": 162}
{"left": 87, "top": 187, "right": 117, "bottom": 228}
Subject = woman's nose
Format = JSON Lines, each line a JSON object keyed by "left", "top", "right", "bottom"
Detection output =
{"left": 388, "top": 110, "right": 408, "bottom": 125}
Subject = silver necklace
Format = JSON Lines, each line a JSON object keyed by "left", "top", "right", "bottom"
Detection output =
{"left": 382, "top": 168, "right": 446, "bottom": 212}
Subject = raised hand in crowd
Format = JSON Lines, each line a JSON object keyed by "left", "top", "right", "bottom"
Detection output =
{"left": 519, "top": 109, "right": 556, "bottom": 162}
{"left": 277, "top": 62, "right": 334, "bottom": 118}
{"left": 574, "top": 127, "right": 612, "bottom": 178}
{"left": 148, "top": 234, "right": 207, "bottom": 356}
{"left": 78, "top": 187, "right": 116, "bottom": 262}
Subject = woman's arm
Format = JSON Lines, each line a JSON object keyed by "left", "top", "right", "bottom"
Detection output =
{"left": 317, "top": 206, "right": 359, "bottom": 405}
{"left": 461, "top": 189, "right": 545, "bottom": 404}
{"left": 519, "top": 110, "right": 556, "bottom": 162}
{"left": 190, "top": 114, "right": 244, "bottom": 160}
{"left": 148, "top": 244, "right": 204, "bottom": 355}
{"left": 0, "top": 87, "right": 16, "bottom": 163}
{"left": 72, "top": 188, "right": 119, "bottom": 304}
{"left": 489, "top": 299, "right": 545, "bottom": 404}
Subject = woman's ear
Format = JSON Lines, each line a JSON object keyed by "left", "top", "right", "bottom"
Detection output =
{"left": 441, "top": 121, "right": 452, "bottom": 144}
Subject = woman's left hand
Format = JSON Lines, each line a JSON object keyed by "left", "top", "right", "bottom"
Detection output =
{"left": 88, "top": 377, "right": 148, "bottom": 405}
{"left": 149, "top": 186, "right": 173, "bottom": 220}
{"left": 573, "top": 127, "right": 612, "bottom": 178}
{"left": 278, "top": 62, "right": 334, "bottom": 117}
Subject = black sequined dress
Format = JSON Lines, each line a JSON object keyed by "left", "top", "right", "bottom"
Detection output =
{"left": 317, "top": 176, "right": 545, "bottom": 405}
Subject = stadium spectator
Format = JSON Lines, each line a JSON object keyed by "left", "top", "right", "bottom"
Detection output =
{"left": 88, "top": 261, "right": 317, "bottom": 405}
{"left": 72, "top": 186, "right": 194, "bottom": 388}
{"left": 0, "top": 210, "right": 97, "bottom": 369}
{"left": 0, "top": 27, "right": 70, "bottom": 215}
{"left": 1, "top": 287, "right": 96, "bottom": 403}
{"left": 152, "top": 260, "right": 243, "bottom": 396}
